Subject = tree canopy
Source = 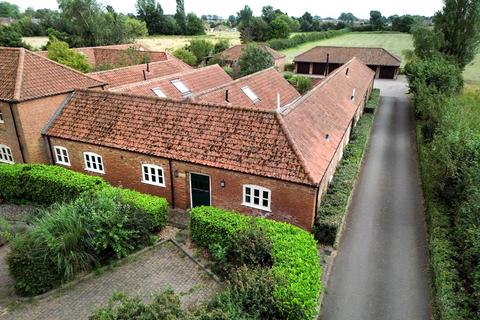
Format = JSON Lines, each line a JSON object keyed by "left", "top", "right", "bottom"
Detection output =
{"left": 47, "top": 36, "right": 91, "bottom": 72}
{"left": 238, "top": 43, "right": 274, "bottom": 77}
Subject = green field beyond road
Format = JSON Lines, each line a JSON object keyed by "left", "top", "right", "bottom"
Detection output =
{"left": 281, "top": 32, "right": 479, "bottom": 88}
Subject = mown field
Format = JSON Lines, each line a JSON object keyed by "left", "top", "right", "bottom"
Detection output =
{"left": 24, "top": 31, "right": 480, "bottom": 88}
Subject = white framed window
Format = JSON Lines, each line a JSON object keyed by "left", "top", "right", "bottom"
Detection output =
{"left": 152, "top": 87, "right": 167, "bottom": 98}
{"left": 54, "top": 146, "right": 70, "bottom": 166}
{"left": 242, "top": 185, "right": 271, "bottom": 211}
{"left": 83, "top": 152, "right": 104, "bottom": 174}
{"left": 141, "top": 164, "right": 165, "bottom": 187}
{"left": 0, "top": 145, "right": 14, "bottom": 164}
{"left": 241, "top": 86, "right": 260, "bottom": 103}
{"left": 0, "top": 110, "right": 4, "bottom": 123}
{"left": 171, "top": 79, "right": 191, "bottom": 96}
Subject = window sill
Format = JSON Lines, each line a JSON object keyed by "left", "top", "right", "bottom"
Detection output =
{"left": 241, "top": 202, "right": 271, "bottom": 212}
{"left": 56, "top": 162, "right": 71, "bottom": 167}
{"left": 84, "top": 168, "right": 105, "bottom": 174}
{"left": 0, "top": 160, "right": 14, "bottom": 164}
{"left": 142, "top": 180, "right": 166, "bottom": 188}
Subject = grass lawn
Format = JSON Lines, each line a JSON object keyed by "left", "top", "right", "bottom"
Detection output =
{"left": 464, "top": 53, "right": 480, "bottom": 89}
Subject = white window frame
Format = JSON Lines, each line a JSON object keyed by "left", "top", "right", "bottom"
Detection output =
{"left": 0, "top": 145, "right": 14, "bottom": 164}
{"left": 0, "top": 109, "right": 4, "bottom": 123}
{"left": 241, "top": 86, "right": 260, "bottom": 103}
{"left": 171, "top": 79, "right": 191, "bottom": 96}
{"left": 54, "top": 146, "right": 71, "bottom": 166}
{"left": 242, "top": 184, "right": 271, "bottom": 211}
{"left": 141, "top": 164, "right": 166, "bottom": 187}
{"left": 83, "top": 152, "right": 105, "bottom": 174}
{"left": 151, "top": 87, "right": 167, "bottom": 98}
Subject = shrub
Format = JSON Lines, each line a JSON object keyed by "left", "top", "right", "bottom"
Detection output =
{"left": 187, "top": 39, "right": 214, "bottom": 64}
{"left": 173, "top": 48, "right": 197, "bottom": 66}
{"left": 0, "top": 164, "right": 107, "bottom": 205}
{"left": 228, "top": 225, "right": 274, "bottom": 269}
{"left": 314, "top": 110, "right": 376, "bottom": 246}
{"left": 190, "top": 206, "right": 321, "bottom": 319}
{"left": 213, "top": 39, "right": 229, "bottom": 54}
{"left": 238, "top": 43, "right": 274, "bottom": 77}
{"left": 365, "top": 88, "right": 380, "bottom": 113}
{"left": 268, "top": 28, "right": 349, "bottom": 50}
{"left": 8, "top": 188, "right": 164, "bottom": 296}
{"left": 287, "top": 75, "right": 312, "bottom": 94}
{"left": 47, "top": 36, "right": 91, "bottom": 72}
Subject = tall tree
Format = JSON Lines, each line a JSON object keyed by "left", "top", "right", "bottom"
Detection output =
{"left": 186, "top": 13, "right": 205, "bottom": 35}
{"left": 434, "top": 0, "right": 480, "bottom": 69}
{"left": 338, "top": 12, "right": 357, "bottom": 26}
{"left": 135, "top": 0, "right": 163, "bottom": 34}
{"left": 237, "top": 5, "right": 253, "bottom": 25}
{"left": 261, "top": 5, "right": 276, "bottom": 24}
{"left": 175, "top": 0, "right": 186, "bottom": 35}
{"left": 370, "top": 10, "right": 385, "bottom": 30}
{"left": 0, "top": 1, "right": 20, "bottom": 18}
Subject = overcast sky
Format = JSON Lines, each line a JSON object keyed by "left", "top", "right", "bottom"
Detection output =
{"left": 8, "top": 0, "right": 444, "bottom": 19}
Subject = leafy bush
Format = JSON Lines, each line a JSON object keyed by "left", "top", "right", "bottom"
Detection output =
{"left": 238, "top": 43, "right": 274, "bottom": 77}
{"left": 268, "top": 28, "right": 349, "bottom": 50}
{"left": 47, "top": 36, "right": 91, "bottom": 72}
{"left": 285, "top": 74, "right": 312, "bottom": 94}
{"left": 187, "top": 39, "right": 214, "bottom": 64}
{"left": 190, "top": 206, "right": 321, "bottom": 319}
{"left": 314, "top": 108, "right": 376, "bottom": 246}
{"left": 213, "top": 39, "right": 229, "bottom": 54}
{"left": 365, "top": 88, "right": 380, "bottom": 113}
{"left": 228, "top": 225, "right": 274, "bottom": 269}
{"left": 8, "top": 189, "right": 162, "bottom": 296}
{"left": 0, "top": 164, "right": 107, "bottom": 205}
{"left": 90, "top": 289, "right": 187, "bottom": 320}
{"left": 173, "top": 48, "right": 197, "bottom": 66}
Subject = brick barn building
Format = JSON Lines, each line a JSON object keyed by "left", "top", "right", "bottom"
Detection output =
{"left": 294, "top": 46, "right": 401, "bottom": 79}
{"left": 217, "top": 44, "right": 286, "bottom": 72}
{"left": 43, "top": 58, "right": 375, "bottom": 230}
{"left": 0, "top": 47, "right": 104, "bottom": 165}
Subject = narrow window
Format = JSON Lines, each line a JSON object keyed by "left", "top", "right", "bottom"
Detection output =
{"left": 242, "top": 185, "right": 271, "bottom": 211}
{"left": 83, "top": 152, "right": 104, "bottom": 174}
{"left": 152, "top": 87, "right": 167, "bottom": 98}
{"left": 0, "top": 145, "right": 14, "bottom": 163}
{"left": 0, "top": 110, "right": 4, "bottom": 123}
{"left": 141, "top": 164, "right": 165, "bottom": 187}
{"left": 171, "top": 79, "right": 191, "bottom": 96}
{"left": 241, "top": 86, "right": 260, "bottom": 103}
{"left": 54, "top": 146, "right": 70, "bottom": 166}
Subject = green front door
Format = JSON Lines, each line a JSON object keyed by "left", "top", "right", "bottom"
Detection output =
{"left": 190, "top": 173, "right": 211, "bottom": 208}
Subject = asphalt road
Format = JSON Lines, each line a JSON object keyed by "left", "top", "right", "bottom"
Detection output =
{"left": 320, "top": 77, "right": 432, "bottom": 320}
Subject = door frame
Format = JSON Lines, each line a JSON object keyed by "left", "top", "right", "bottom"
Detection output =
{"left": 189, "top": 172, "right": 212, "bottom": 208}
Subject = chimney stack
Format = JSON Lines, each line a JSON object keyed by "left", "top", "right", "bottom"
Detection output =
{"left": 225, "top": 89, "right": 230, "bottom": 102}
{"left": 276, "top": 93, "right": 281, "bottom": 111}
{"left": 147, "top": 63, "right": 150, "bottom": 72}
{"left": 142, "top": 70, "right": 147, "bottom": 80}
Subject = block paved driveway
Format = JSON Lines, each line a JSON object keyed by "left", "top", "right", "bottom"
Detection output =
{"left": 320, "top": 76, "right": 432, "bottom": 320}
{"left": 0, "top": 241, "right": 220, "bottom": 320}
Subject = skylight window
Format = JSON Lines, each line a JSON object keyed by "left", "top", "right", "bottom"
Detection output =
{"left": 171, "top": 79, "right": 191, "bottom": 96}
{"left": 151, "top": 87, "right": 166, "bottom": 98}
{"left": 241, "top": 86, "right": 260, "bottom": 103}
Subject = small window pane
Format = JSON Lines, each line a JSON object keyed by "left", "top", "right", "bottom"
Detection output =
{"left": 245, "top": 195, "right": 251, "bottom": 202}
{"left": 254, "top": 189, "right": 260, "bottom": 197}
{"left": 263, "top": 199, "right": 268, "bottom": 207}
{"left": 254, "top": 197, "right": 259, "bottom": 205}
{"left": 245, "top": 187, "right": 251, "bottom": 195}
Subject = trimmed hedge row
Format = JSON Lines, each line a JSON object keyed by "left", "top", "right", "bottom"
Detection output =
{"left": 268, "top": 29, "right": 350, "bottom": 51}
{"left": 314, "top": 92, "right": 379, "bottom": 246}
{"left": 366, "top": 88, "right": 380, "bottom": 113}
{"left": 0, "top": 164, "right": 107, "bottom": 205}
{"left": 190, "top": 206, "right": 322, "bottom": 320}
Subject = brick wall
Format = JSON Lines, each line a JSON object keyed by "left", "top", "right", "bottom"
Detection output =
{"left": 47, "top": 137, "right": 318, "bottom": 230}
{"left": 0, "top": 101, "right": 23, "bottom": 163}
{"left": 13, "top": 94, "right": 71, "bottom": 164}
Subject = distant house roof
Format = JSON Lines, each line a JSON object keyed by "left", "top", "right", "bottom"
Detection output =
{"left": 111, "top": 64, "right": 232, "bottom": 99}
{"left": 282, "top": 57, "right": 376, "bottom": 182}
{"left": 293, "top": 46, "right": 401, "bottom": 67}
{"left": 45, "top": 58, "right": 375, "bottom": 186}
{"left": 0, "top": 47, "right": 105, "bottom": 102}
{"left": 89, "top": 57, "right": 193, "bottom": 88}
{"left": 219, "top": 44, "right": 285, "bottom": 62}
{"left": 45, "top": 89, "right": 312, "bottom": 185}
{"left": 193, "top": 68, "right": 300, "bottom": 110}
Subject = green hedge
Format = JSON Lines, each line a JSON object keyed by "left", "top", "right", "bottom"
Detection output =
{"left": 190, "top": 207, "right": 322, "bottom": 320}
{"left": 366, "top": 88, "right": 380, "bottom": 113}
{"left": 0, "top": 164, "right": 107, "bottom": 205}
{"left": 268, "top": 29, "right": 350, "bottom": 51}
{"left": 99, "top": 187, "right": 169, "bottom": 231}
{"left": 314, "top": 96, "right": 378, "bottom": 246}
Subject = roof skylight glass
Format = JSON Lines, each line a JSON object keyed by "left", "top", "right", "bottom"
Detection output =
{"left": 241, "top": 86, "right": 260, "bottom": 103}
{"left": 151, "top": 87, "right": 167, "bottom": 98}
{"left": 171, "top": 79, "right": 191, "bottom": 96}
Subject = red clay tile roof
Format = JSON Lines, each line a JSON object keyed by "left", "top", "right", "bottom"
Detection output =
{"left": 193, "top": 68, "right": 300, "bottom": 111}
{"left": 220, "top": 44, "right": 285, "bottom": 62}
{"left": 45, "top": 90, "right": 312, "bottom": 185}
{"left": 0, "top": 47, "right": 105, "bottom": 102}
{"left": 89, "top": 57, "right": 193, "bottom": 88}
{"left": 111, "top": 65, "right": 232, "bottom": 99}
{"left": 282, "top": 57, "right": 376, "bottom": 183}
{"left": 293, "top": 46, "right": 401, "bottom": 66}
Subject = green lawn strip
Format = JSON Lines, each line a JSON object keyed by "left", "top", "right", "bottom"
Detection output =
{"left": 314, "top": 92, "right": 379, "bottom": 247}
{"left": 190, "top": 206, "right": 322, "bottom": 320}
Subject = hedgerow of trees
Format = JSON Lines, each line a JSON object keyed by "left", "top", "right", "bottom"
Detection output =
{"left": 405, "top": 0, "right": 480, "bottom": 318}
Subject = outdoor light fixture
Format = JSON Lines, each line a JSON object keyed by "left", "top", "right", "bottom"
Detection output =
{"left": 174, "top": 170, "right": 179, "bottom": 178}
{"left": 220, "top": 180, "right": 225, "bottom": 188}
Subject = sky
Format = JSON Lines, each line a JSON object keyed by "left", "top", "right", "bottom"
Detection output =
{"left": 8, "top": 0, "right": 444, "bottom": 19}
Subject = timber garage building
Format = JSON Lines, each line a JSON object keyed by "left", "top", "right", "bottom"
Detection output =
{"left": 294, "top": 46, "right": 401, "bottom": 79}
